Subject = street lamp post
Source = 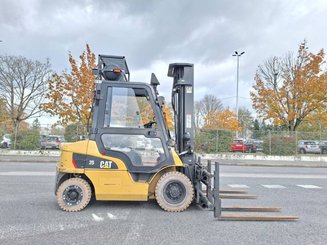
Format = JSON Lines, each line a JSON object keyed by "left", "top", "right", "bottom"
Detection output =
{"left": 232, "top": 51, "right": 244, "bottom": 137}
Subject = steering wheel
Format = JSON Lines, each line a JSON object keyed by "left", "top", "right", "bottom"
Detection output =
{"left": 143, "top": 121, "right": 156, "bottom": 128}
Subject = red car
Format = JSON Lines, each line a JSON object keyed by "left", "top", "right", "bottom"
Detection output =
{"left": 231, "top": 139, "right": 257, "bottom": 153}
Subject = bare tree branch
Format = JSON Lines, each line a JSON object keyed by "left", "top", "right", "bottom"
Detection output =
{"left": 0, "top": 55, "right": 52, "bottom": 148}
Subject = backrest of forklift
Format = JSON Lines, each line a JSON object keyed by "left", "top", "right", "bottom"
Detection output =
{"left": 89, "top": 55, "right": 174, "bottom": 174}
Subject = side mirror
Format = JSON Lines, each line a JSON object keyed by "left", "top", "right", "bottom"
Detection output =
{"left": 158, "top": 96, "right": 164, "bottom": 107}
{"left": 183, "top": 132, "right": 191, "bottom": 142}
{"left": 92, "top": 68, "right": 99, "bottom": 75}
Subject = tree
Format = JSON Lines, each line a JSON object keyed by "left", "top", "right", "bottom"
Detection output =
{"left": 193, "top": 95, "right": 224, "bottom": 129}
{"left": 162, "top": 103, "right": 173, "bottom": 130}
{"left": 200, "top": 94, "right": 223, "bottom": 116}
{"left": 138, "top": 99, "right": 173, "bottom": 130}
{"left": 15, "top": 128, "right": 40, "bottom": 150}
{"left": 0, "top": 97, "right": 9, "bottom": 122}
{"left": 251, "top": 119, "right": 275, "bottom": 139}
{"left": 0, "top": 98, "right": 9, "bottom": 136}
{"left": 238, "top": 107, "right": 253, "bottom": 138}
{"left": 64, "top": 123, "right": 86, "bottom": 142}
{"left": 296, "top": 110, "right": 327, "bottom": 132}
{"left": 0, "top": 55, "right": 51, "bottom": 148}
{"left": 194, "top": 101, "right": 202, "bottom": 128}
{"left": 0, "top": 97, "right": 9, "bottom": 132}
{"left": 32, "top": 118, "right": 41, "bottom": 130}
{"left": 50, "top": 125, "right": 65, "bottom": 135}
{"left": 251, "top": 41, "right": 327, "bottom": 131}
{"left": 204, "top": 108, "right": 240, "bottom": 131}
{"left": 41, "top": 44, "right": 96, "bottom": 125}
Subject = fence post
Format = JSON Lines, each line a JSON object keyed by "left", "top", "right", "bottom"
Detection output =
{"left": 269, "top": 130, "right": 272, "bottom": 155}
{"left": 295, "top": 131, "right": 297, "bottom": 156}
{"left": 77, "top": 124, "right": 79, "bottom": 140}
{"left": 216, "top": 129, "right": 219, "bottom": 153}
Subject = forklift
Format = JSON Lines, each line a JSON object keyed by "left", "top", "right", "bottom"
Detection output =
{"left": 55, "top": 55, "right": 298, "bottom": 221}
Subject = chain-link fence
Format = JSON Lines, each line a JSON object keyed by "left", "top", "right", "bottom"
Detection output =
{"left": 195, "top": 128, "right": 327, "bottom": 156}
{"left": 0, "top": 122, "right": 88, "bottom": 150}
{"left": 1, "top": 120, "right": 327, "bottom": 156}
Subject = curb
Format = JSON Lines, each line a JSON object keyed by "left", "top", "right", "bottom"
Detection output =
{"left": 0, "top": 159, "right": 57, "bottom": 163}
{"left": 208, "top": 161, "right": 327, "bottom": 168}
{"left": 1, "top": 152, "right": 327, "bottom": 167}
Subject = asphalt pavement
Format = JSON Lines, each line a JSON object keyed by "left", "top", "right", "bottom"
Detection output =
{"left": 0, "top": 162, "right": 326, "bottom": 244}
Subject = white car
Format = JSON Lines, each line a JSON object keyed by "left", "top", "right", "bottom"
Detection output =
{"left": 298, "top": 140, "right": 320, "bottom": 154}
{"left": 1, "top": 134, "right": 12, "bottom": 148}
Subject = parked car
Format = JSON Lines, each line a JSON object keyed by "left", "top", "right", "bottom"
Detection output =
{"left": 231, "top": 139, "right": 257, "bottom": 153}
{"left": 246, "top": 139, "right": 264, "bottom": 152}
{"left": 254, "top": 140, "right": 264, "bottom": 152}
{"left": 320, "top": 141, "right": 327, "bottom": 154}
{"left": 40, "top": 135, "right": 65, "bottom": 149}
{"left": 1, "top": 134, "right": 11, "bottom": 148}
{"left": 298, "top": 140, "right": 320, "bottom": 154}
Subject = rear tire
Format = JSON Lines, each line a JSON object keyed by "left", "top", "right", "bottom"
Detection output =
{"left": 300, "top": 148, "right": 306, "bottom": 154}
{"left": 56, "top": 178, "right": 92, "bottom": 212}
{"left": 155, "top": 171, "right": 194, "bottom": 212}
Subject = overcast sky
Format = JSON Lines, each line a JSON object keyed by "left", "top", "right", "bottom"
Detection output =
{"left": 1, "top": 0, "right": 327, "bottom": 124}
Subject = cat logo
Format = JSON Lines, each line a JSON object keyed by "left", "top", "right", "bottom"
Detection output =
{"left": 100, "top": 160, "right": 113, "bottom": 169}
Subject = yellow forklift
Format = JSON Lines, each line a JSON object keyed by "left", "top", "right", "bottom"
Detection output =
{"left": 55, "top": 55, "right": 298, "bottom": 221}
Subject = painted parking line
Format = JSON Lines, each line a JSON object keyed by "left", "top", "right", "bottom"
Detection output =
{"left": 228, "top": 184, "right": 250, "bottom": 188}
{"left": 91, "top": 212, "right": 126, "bottom": 222}
{"left": 296, "top": 185, "right": 322, "bottom": 189}
{"left": 262, "top": 185, "right": 286, "bottom": 189}
{"left": 92, "top": 213, "right": 104, "bottom": 222}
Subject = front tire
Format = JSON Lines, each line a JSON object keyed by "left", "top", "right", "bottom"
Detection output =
{"left": 155, "top": 171, "right": 194, "bottom": 212}
{"left": 56, "top": 178, "right": 92, "bottom": 212}
{"left": 300, "top": 148, "right": 306, "bottom": 154}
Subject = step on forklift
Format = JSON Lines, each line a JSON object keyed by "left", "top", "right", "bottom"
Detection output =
{"left": 55, "top": 55, "right": 298, "bottom": 221}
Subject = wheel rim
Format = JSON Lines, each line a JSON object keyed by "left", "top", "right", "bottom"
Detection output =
{"left": 163, "top": 181, "right": 186, "bottom": 204}
{"left": 62, "top": 185, "right": 83, "bottom": 206}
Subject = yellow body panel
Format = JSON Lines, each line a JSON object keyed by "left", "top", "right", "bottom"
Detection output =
{"left": 85, "top": 170, "right": 148, "bottom": 201}
{"left": 57, "top": 140, "right": 185, "bottom": 201}
{"left": 57, "top": 141, "right": 86, "bottom": 174}
{"left": 171, "top": 148, "right": 183, "bottom": 166}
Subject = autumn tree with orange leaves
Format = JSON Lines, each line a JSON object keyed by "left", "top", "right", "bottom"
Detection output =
{"left": 41, "top": 45, "right": 96, "bottom": 125}
{"left": 137, "top": 99, "right": 173, "bottom": 130}
{"left": 297, "top": 102, "right": 327, "bottom": 131}
{"left": 251, "top": 41, "right": 327, "bottom": 131}
{"left": 204, "top": 108, "right": 240, "bottom": 131}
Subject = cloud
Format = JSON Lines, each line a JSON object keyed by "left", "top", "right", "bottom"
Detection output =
{"left": 0, "top": 0, "right": 326, "bottom": 118}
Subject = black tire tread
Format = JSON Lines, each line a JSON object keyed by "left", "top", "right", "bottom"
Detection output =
{"left": 155, "top": 171, "right": 194, "bottom": 212}
{"left": 56, "top": 177, "right": 92, "bottom": 212}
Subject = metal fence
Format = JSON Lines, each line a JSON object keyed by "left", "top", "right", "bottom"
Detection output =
{"left": 0, "top": 122, "right": 88, "bottom": 150}
{"left": 195, "top": 128, "right": 327, "bottom": 156}
{"left": 1, "top": 121, "right": 327, "bottom": 156}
